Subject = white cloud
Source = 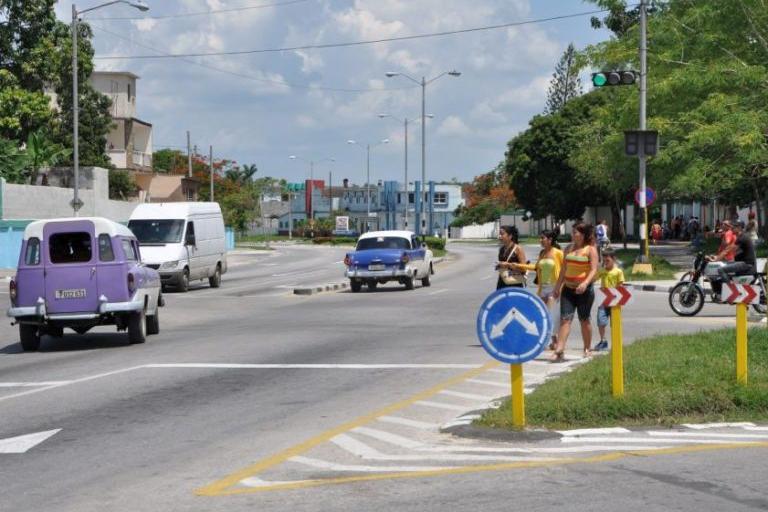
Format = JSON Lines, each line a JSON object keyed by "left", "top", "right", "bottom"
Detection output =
{"left": 437, "top": 115, "right": 471, "bottom": 137}
{"left": 132, "top": 19, "right": 158, "bottom": 33}
{"left": 296, "top": 114, "right": 317, "bottom": 128}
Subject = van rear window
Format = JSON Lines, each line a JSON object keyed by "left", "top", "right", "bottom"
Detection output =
{"left": 49, "top": 232, "right": 92, "bottom": 264}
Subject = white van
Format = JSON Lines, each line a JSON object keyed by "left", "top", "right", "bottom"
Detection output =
{"left": 128, "top": 202, "right": 228, "bottom": 292}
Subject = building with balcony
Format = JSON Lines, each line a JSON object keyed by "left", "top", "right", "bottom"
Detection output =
{"left": 89, "top": 71, "right": 153, "bottom": 172}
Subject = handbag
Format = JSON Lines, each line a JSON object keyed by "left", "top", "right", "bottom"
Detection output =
{"left": 499, "top": 245, "right": 526, "bottom": 285}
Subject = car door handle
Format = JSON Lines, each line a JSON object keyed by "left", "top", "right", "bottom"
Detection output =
{"left": 91, "top": 267, "right": 97, "bottom": 276}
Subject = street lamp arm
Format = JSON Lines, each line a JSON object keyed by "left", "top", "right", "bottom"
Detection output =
{"left": 385, "top": 71, "right": 420, "bottom": 85}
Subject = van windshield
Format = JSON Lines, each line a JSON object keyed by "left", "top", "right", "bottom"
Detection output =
{"left": 128, "top": 219, "right": 185, "bottom": 244}
{"left": 356, "top": 237, "right": 411, "bottom": 251}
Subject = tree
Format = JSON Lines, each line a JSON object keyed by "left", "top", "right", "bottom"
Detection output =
{"left": 0, "top": 70, "right": 54, "bottom": 142}
{"left": 0, "top": 138, "right": 27, "bottom": 183}
{"left": 152, "top": 149, "right": 186, "bottom": 173}
{"left": 0, "top": 0, "right": 59, "bottom": 90}
{"left": 24, "top": 129, "right": 70, "bottom": 184}
{"left": 109, "top": 169, "right": 139, "bottom": 200}
{"left": 545, "top": 43, "right": 582, "bottom": 114}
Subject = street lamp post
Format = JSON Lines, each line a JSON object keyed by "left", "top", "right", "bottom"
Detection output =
{"left": 71, "top": 1, "right": 149, "bottom": 216}
{"left": 347, "top": 139, "right": 389, "bottom": 231}
{"left": 288, "top": 155, "right": 334, "bottom": 236}
{"left": 378, "top": 113, "right": 434, "bottom": 229}
{"left": 386, "top": 70, "right": 460, "bottom": 235}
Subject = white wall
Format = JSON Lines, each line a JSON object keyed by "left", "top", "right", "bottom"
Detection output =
{"left": 2, "top": 167, "right": 140, "bottom": 222}
{"left": 450, "top": 221, "right": 499, "bottom": 239}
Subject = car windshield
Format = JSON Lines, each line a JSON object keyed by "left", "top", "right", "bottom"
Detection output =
{"left": 356, "top": 236, "right": 411, "bottom": 250}
{"left": 128, "top": 219, "right": 185, "bottom": 244}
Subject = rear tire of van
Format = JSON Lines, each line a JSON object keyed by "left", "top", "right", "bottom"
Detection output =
{"left": 178, "top": 269, "right": 190, "bottom": 293}
{"left": 19, "top": 324, "right": 41, "bottom": 351}
{"left": 209, "top": 265, "right": 222, "bottom": 288}
{"left": 128, "top": 310, "right": 147, "bottom": 344}
{"left": 146, "top": 304, "right": 160, "bottom": 336}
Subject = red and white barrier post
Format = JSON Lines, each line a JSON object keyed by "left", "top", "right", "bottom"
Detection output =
{"left": 725, "top": 283, "right": 759, "bottom": 385}
{"left": 599, "top": 285, "right": 632, "bottom": 397}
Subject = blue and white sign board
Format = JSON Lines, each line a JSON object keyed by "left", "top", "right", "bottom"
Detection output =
{"left": 476, "top": 288, "right": 553, "bottom": 364}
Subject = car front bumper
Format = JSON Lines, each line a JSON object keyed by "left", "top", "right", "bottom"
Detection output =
{"left": 345, "top": 266, "right": 415, "bottom": 279}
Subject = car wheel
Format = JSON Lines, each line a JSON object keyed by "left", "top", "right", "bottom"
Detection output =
{"left": 209, "top": 265, "right": 222, "bottom": 288}
{"left": 350, "top": 280, "right": 362, "bottom": 293}
{"left": 178, "top": 268, "right": 190, "bottom": 292}
{"left": 19, "top": 324, "right": 41, "bottom": 352}
{"left": 146, "top": 301, "right": 160, "bottom": 335}
{"left": 421, "top": 273, "right": 431, "bottom": 287}
{"left": 128, "top": 309, "right": 147, "bottom": 344}
{"left": 404, "top": 276, "right": 414, "bottom": 290}
{"left": 368, "top": 281, "right": 378, "bottom": 291}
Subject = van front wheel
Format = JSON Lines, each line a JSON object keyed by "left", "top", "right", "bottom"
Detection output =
{"left": 128, "top": 310, "right": 147, "bottom": 344}
{"left": 19, "top": 324, "right": 41, "bottom": 351}
{"left": 178, "top": 269, "right": 190, "bottom": 292}
{"left": 209, "top": 265, "right": 222, "bottom": 288}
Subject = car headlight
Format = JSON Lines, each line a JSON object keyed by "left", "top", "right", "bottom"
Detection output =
{"left": 159, "top": 260, "right": 179, "bottom": 270}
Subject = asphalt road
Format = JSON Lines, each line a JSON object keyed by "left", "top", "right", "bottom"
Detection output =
{"left": 0, "top": 242, "right": 765, "bottom": 512}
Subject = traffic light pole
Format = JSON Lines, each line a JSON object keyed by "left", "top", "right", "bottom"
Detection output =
{"left": 638, "top": 0, "right": 650, "bottom": 264}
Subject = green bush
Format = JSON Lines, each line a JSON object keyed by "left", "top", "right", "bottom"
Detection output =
{"left": 311, "top": 237, "right": 332, "bottom": 244}
{"left": 331, "top": 237, "right": 357, "bottom": 245}
{"left": 424, "top": 236, "right": 445, "bottom": 251}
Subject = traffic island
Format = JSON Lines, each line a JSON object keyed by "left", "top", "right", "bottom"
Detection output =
{"left": 473, "top": 328, "right": 768, "bottom": 432}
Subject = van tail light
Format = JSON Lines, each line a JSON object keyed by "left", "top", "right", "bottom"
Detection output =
{"left": 9, "top": 279, "right": 17, "bottom": 304}
{"left": 127, "top": 274, "right": 136, "bottom": 294}
{"left": 401, "top": 252, "right": 410, "bottom": 264}
{"left": 344, "top": 255, "right": 352, "bottom": 267}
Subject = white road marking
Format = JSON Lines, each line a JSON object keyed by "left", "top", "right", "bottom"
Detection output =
{"left": 646, "top": 431, "right": 768, "bottom": 439}
{"left": 414, "top": 401, "right": 470, "bottom": 412}
{"left": 428, "top": 289, "right": 449, "bottom": 296}
{"left": 558, "top": 427, "right": 632, "bottom": 436}
{"left": 466, "top": 378, "right": 509, "bottom": 389}
{"left": 438, "top": 390, "right": 497, "bottom": 401}
{"left": 377, "top": 416, "right": 438, "bottom": 430}
{"left": 144, "top": 363, "right": 482, "bottom": 369}
{"left": 352, "top": 427, "right": 423, "bottom": 449}
{"left": 0, "top": 381, "right": 73, "bottom": 388}
{"left": 0, "top": 429, "right": 61, "bottom": 454}
{"left": 0, "top": 366, "right": 145, "bottom": 403}
{"left": 560, "top": 436, "right": 756, "bottom": 444}
{"left": 481, "top": 275, "right": 494, "bottom": 281}
{"left": 240, "top": 477, "right": 313, "bottom": 488}
{"left": 744, "top": 426, "right": 768, "bottom": 431}
{"left": 682, "top": 422, "right": 756, "bottom": 430}
{"left": 331, "top": 433, "right": 557, "bottom": 462}
{"left": 289, "top": 455, "right": 455, "bottom": 473}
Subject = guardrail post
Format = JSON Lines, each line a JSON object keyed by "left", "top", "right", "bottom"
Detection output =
{"left": 736, "top": 302, "right": 748, "bottom": 385}
{"left": 610, "top": 306, "right": 624, "bottom": 397}
{"left": 510, "top": 364, "right": 525, "bottom": 428}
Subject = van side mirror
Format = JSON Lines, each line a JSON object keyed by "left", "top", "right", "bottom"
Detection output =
{"left": 186, "top": 233, "right": 196, "bottom": 246}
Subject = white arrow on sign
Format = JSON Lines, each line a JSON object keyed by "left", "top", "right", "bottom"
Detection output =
{"left": 490, "top": 308, "right": 539, "bottom": 339}
{"left": 0, "top": 429, "right": 60, "bottom": 454}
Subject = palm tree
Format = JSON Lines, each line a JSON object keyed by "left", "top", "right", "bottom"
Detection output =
{"left": 25, "top": 130, "right": 71, "bottom": 184}
{"left": 0, "top": 139, "right": 28, "bottom": 183}
{"left": 240, "top": 164, "right": 258, "bottom": 182}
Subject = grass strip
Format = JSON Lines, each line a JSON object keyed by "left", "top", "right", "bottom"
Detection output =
{"left": 615, "top": 248, "right": 678, "bottom": 281}
{"left": 477, "top": 328, "right": 768, "bottom": 430}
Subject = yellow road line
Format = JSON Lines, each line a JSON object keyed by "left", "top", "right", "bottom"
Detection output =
{"left": 195, "top": 361, "right": 499, "bottom": 496}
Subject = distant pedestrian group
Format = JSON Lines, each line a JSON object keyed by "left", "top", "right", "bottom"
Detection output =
{"left": 496, "top": 222, "right": 624, "bottom": 361}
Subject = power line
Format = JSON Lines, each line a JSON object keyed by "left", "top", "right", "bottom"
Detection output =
{"left": 91, "top": 24, "right": 417, "bottom": 93}
{"left": 94, "top": 8, "right": 611, "bottom": 60}
{"left": 91, "top": 0, "right": 312, "bottom": 21}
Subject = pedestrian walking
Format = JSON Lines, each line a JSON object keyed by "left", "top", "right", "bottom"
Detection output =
{"left": 746, "top": 211, "right": 759, "bottom": 245}
{"left": 551, "top": 222, "right": 600, "bottom": 361}
{"left": 512, "top": 229, "right": 563, "bottom": 349}
{"left": 495, "top": 225, "right": 527, "bottom": 290}
{"left": 651, "top": 220, "right": 663, "bottom": 245}
{"left": 594, "top": 249, "right": 625, "bottom": 351}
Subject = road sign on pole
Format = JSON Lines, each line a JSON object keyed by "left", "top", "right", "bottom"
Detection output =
{"left": 634, "top": 187, "right": 655, "bottom": 207}
{"left": 597, "top": 285, "right": 633, "bottom": 397}
{"left": 724, "top": 283, "right": 759, "bottom": 385}
{"left": 69, "top": 198, "right": 84, "bottom": 213}
{"left": 476, "top": 288, "right": 552, "bottom": 429}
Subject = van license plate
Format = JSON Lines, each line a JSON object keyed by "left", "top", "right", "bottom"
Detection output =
{"left": 368, "top": 264, "right": 385, "bottom": 271}
{"left": 55, "top": 289, "right": 87, "bottom": 299}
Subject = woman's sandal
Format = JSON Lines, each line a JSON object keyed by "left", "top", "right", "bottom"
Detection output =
{"left": 549, "top": 350, "right": 565, "bottom": 363}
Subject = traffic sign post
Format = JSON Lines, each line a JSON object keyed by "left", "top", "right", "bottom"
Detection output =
{"left": 599, "top": 285, "right": 632, "bottom": 397}
{"left": 476, "top": 288, "right": 553, "bottom": 429}
{"left": 725, "top": 283, "right": 759, "bottom": 385}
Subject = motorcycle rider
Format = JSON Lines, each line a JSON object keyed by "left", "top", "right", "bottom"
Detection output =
{"left": 709, "top": 220, "right": 756, "bottom": 302}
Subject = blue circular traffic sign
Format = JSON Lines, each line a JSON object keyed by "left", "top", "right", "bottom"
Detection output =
{"left": 476, "top": 288, "right": 553, "bottom": 364}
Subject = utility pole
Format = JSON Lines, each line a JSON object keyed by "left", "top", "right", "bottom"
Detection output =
{"left": 638, "top": 0, "right": 649, "bottom": 262}
{"left": 329, "top": 170, "right": 333, "bottom": 216}
{"left": 420, "top": 76, "right": 426, "bottom": 237}
{"left": 209, "top": 145, "right": 214, "bottom": 202}
{"left": 186, "top": 131, "right": 192, "bottom": 178}
{"left": 404, "top": 117, "right": 408, "bottom": 229}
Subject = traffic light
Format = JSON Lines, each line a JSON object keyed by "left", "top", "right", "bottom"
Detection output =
{"left": 624, "top": 130, "right": 659, "bottom": 157}
{"left": 592, "top": 70, "right": 638, "bottom": 87}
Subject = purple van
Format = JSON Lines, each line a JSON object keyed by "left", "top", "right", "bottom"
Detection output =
{"left": 6, "top": 217, "right": 163, "bottom": 351}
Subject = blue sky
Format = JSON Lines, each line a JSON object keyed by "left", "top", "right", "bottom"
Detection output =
{"left": 56, "top": 0, "right": 612, "bottom": 185}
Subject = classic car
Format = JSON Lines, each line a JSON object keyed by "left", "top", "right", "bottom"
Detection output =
{"left": 7, "top": 217, "right": 163, "bottom": 351}
{"left": 344, "top": 230, "right": 434, "bottom": 292}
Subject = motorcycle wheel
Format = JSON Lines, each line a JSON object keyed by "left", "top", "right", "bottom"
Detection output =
{"left": 668, "top": 281, "right": 705, "bottom": 316}
{"left": 750, "top": 276, "right": 768, "bottom": 315}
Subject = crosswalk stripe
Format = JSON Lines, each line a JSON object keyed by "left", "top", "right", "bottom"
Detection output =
{"left": 561, "top": 436, "right": 756, "bottom": 444}
{"left": 377, "top": 416, "right": 438, "bottom": 430}
{"left": 558, "top": 427, "right": 631, "bottom": 436}
{"left": 438, "top": 390, "right": 497, "bottom": 401}
{"left": 646, "top": 431, "right": 768, "bottom": 439}
{"left": 289, "top": 455, "right": 454, "bottom": 472}
{"left": 414, "top": 400, "right": 470, "bottom": 411}
{"left": 682, "top": 422, "right": 756, "bottom": 430}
